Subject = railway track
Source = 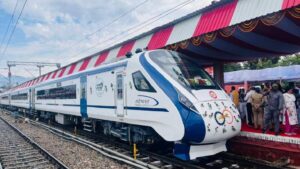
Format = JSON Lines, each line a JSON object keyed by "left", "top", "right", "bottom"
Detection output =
{"left": 35, "top": 121, "right": 290, "bottom": 169}
{"left": 0, "top": 117, "right": 68, "bottom": 169}
{"left": 75, "top": 131, "right": 290, "bottom": 169}
{"left": 1, "top": 110, "right": 291, "bottom": 169}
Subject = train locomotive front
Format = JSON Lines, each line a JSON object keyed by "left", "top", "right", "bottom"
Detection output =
{"left": 141, "top": 50, "right": 241, "bottom": 160}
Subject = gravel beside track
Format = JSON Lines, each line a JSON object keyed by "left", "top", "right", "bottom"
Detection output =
{"left": 0, "top": 118, "right": 56, "bottom": 169}
{"left": 0, "top": 112, "right": 130, "bottom": 169}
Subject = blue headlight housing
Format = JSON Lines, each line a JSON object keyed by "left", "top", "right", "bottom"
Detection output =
{"left": 178, "top": 91, "right": 197, "bottom": 113}
{"left": 177, "top": 91, "right": 206, "bottom": 143}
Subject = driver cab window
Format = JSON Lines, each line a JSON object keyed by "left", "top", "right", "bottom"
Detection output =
{"left": 132, "top": 71, "right": 156, "bottom": 92}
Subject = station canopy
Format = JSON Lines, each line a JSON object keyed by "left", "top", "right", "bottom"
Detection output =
{"left": 224, "top": 65, "right": 300, "bottom": 84}
{"left": 11, "top": 0, "right": 300, "bottom": 91}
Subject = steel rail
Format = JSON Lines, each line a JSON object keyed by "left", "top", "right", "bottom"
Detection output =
{"left": 0, "top": 116, "right": 69, "bottom": 169}
{"left": 28, "top": 119, "right": 159, "bottom": 169}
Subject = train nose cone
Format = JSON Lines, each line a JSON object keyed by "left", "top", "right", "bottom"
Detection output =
{"left": 190, "top": 90, "right": 241, "bottom": 143}
{"left": 180, "top": 90, "right": 241, "bottom": 144}
{"left": 197, "top": 102, "right": 241, "bottom": 143}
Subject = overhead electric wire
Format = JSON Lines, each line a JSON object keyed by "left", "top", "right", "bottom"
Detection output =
{"left": 0, "top": 0, "right": 28, "bottom": 60}
{"left": 102, "top": 0, "right": 195, "bottom": 50}
{"left": 23, "top": 67, "right": 36, "bottom": 78}
{"left": 59, "top": 0, "right": 149, "bottom": 60}
{"left": 0, "top": 0, "right": 19, "bottom": 53}
{"left": 0, "top": 72, "right": 9, "bottom": 82}
{"left": 67, "top": 0, "right": 194, "bottom": 61}
{"left": 65, "top": 0, "right": 194, "bottom": 61}
{"left": 83, "top": 0, "right": 149, "bottom": 41}
{"left": 63, "top": 0, "right": 194, "bottom": 63}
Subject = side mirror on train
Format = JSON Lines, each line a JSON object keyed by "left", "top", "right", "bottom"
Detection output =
{"left": 135, "top": 48, "right": 142, "bottom": 53}
{"left": 125, "top": 52, "right": 132, "bottom": 58}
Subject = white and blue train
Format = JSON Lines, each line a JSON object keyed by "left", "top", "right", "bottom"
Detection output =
{"left": 0, "top": 49, "right": 241, "bottom": 160}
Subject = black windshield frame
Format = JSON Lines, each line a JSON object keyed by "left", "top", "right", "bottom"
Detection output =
{"left": 149, "top": 50, "right": 221, "bottom": 90}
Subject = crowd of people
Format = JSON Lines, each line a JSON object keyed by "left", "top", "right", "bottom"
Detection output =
{"left": 229, "top": 83, "right": 300, "bottom": 136}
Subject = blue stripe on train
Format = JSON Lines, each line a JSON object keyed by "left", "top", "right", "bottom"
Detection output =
{"left": 88, "top": 105, "right": 116, "bottom": 109}
{"left": 63, "top": 104, "right": 168, "bottom": 112}
{"left": 125, "top": 106, "right": 168, "bottom": 112}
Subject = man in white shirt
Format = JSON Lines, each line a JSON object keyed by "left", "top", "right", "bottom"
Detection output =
{"left": 244, "top": 87, "right": 256, "bottom": 126}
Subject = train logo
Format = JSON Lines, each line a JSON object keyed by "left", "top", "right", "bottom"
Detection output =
{"left": 214, "top": 109, "right": 233, "bottom": 125}
{"left": 209, "top": 91, "right": 218, "bottom": 99}
{"left": 95, "top": 78, "right": 105, "bottom": 97}
{"left": 135, "top": 95, "right": 159, "bottom": 106}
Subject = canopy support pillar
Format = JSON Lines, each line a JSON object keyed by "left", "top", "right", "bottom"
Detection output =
{"left": 213, "top": 62, "right": 224, "bottom": 88}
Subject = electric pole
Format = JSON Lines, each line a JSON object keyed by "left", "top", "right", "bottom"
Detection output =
{"left": 7, "top": 61, "right": 61, "bottom": 89}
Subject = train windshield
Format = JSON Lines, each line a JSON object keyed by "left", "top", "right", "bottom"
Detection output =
{"left": 149, "top": 50, "right": 219, "bottom": 90}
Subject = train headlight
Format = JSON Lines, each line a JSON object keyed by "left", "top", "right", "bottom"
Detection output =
{"left": 178, "top": 92, "right": 197, "bottom": 112}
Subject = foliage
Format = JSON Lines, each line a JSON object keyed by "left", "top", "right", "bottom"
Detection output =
{"left": 224, "top": 63, "right": 243, "bottom": 72}
{"left": 224, "top": 54, "right": 300, "bottom": 72}
{"left": 278, "top": 54, "right": 300, "bottom": 66}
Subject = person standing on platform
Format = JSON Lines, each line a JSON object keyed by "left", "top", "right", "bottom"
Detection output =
{"left": 293, "top": 88, "right": 300, "bottom": 126}
{"left": 283, "top": 88, "right": 298, "bottom": 135}
{"left": 238, "top": 88, "right": 247, "bottom": 123}
{"left": 244, "top": 87, "right": 255, "bottom": 126}
{"left": 262, "top": 83, "right": 284, "bottom": 136}
{"left": 251, "top": 88, "right": 264, "bottom": 129}
{"left": 239, "top": 88, "right": 245, "bottom": 103}
{"left": 262, "top": 87, "right": 270, "bottom": 117}
{"left": 230, "top": 86, "right": 239, "bottom": 107}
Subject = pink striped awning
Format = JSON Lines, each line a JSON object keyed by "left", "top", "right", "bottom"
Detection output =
{"left": 95, "top": 51, "right": 109, "bottom": 67}
{"left": 51, "top": 71, "right": 58, "bottom": 79}
{"left": 45, "top": 72, "right": 52, "bottom": 81}
{"left": 193, "top": 0, "right": 238, "bottom": 37}
{"left": 79, "top": 57, "right": 91, "bottom": 72}
{"left": 117, "top": 41, "right": 135, "bottom": 58}
{"left": 282, "top": 0, "right": 300, "bottom": 9}
{"left": 58, "top": 67, "right": 66, "bottom": 78}
{"left": 68, "top": 63, "right": 77, "bottom": 75}
{"left": 147, "top": 27, "right": 173, "bottom": 50}
{"left": 11, "top": 0, "right": 300, "bottom": 91}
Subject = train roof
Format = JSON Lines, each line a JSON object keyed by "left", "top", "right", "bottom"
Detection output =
{"left": 0, "top": 50, "right": 150, "bottom": 95}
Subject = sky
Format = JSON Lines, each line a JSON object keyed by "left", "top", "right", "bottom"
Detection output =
{"left": 0, "top": 0, "right": 213, "bottom": 79}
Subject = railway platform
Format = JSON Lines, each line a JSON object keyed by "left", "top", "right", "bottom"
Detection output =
{"left": 228, "top": 123, "right": 300, "bottom": 167}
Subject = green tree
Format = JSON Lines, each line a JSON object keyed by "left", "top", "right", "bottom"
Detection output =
{"left": 278, "top": 54, "right": 300, "bottom": 66}
{"left": 244, "top": 57, "right": 280, "bottom": 70}
{"left": 224, "top": 54, "right": 299, "bottom": 72}
{"left": 224, "top": 63, "right": 243, "bottom": 72}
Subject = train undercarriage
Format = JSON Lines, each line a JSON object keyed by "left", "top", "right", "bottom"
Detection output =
{"left": 2, "top": 106, "right": 163, "bottom": 145}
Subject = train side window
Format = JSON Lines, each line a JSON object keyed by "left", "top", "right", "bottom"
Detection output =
{"left": 11, "top": 93, "right": 28, "bottom": 100}
{"left": 36, "top": 84, "right": 76, "bottom": 100}
{"left": 116, "top": 74, "right": 123, "bottom": 100}
{"left": 132, "top": 71, "right": 156, "bottom": 92}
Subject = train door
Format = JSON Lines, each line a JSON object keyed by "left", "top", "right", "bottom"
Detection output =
{"left": 31, "top": 88, "right": 35, "bottom": 110}
{"left": 80, "top": 76, "right": 88, "bottom": 118}
{"left": 8, "top": 94, "right": 11, "bottom": 107}
{"left": 29, "top": 89, "right": 31, "bottom": 109}
{"left": 115, "top": 71, "right": 125, "bottom": 117}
